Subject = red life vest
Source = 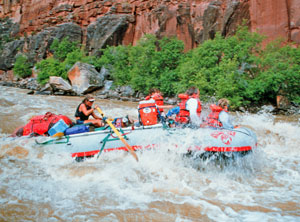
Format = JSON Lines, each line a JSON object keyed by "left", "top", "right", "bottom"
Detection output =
{"left": 138, "top": 99, "right": 159, "bottom": 126}
{"left": 175, "top": 94, "right": 202, "bottom": 124}
{"left": 145, "top": 93, "right": 164, "bottom": 113}
{"left": 20, "top": 112, "right": 72, "bottom": 136}
{"left": 205, "top": 104, "right": 226, "bottom": 127}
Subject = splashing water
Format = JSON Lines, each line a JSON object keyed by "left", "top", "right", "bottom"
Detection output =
{"left": 0, "top": 86, "right": 299, "bottom": 221}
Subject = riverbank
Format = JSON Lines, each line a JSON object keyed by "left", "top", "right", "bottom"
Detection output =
{"left": 0, "top": 78, "right": 299, "bottom": 116}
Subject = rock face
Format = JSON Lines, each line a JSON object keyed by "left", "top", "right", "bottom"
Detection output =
{"left": 249, "top": 0, "right": 300, "bottom": 44}
{"left": 86, "top": 14, "right": 134, "bottom": 56}
{"left": 0, "top": 39, "right": 24, "bottom": 70}
{"left": 0, "top": 22, "right": 82, "bottom": 71}
{"left": 0, "top": 0, "right": 299, "bottom": 71}
{"left": 24, "top": 23, "right": 82, "bottom": 63}
{"left": 1, "top": 0, "right": 299, "bottom": 47}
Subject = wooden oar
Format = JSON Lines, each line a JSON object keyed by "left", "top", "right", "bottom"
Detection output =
{"left": 96, "top": 107, "right": 139, "bottom": 162}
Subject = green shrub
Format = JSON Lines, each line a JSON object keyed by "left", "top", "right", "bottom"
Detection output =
{"left": 96, "top": 45, "right": 132, "bottom": 84}
{"left": 36, "top": 38, "right": 86, "bottom": 84}
{"left": 13, "top": 55, "right": 32, "bottom": 78}
{"left": 252, "top": 41, "right": 300, "bottom": 105}
{"left": 50, "top": 37, "right": 80, "bottom": 61}
{"left": 33, "top": 25, "right": 300, "bottom": 108}
{"left": 97, "top": 34, "right": 184, "bottom": 96}
{"left": 175, "top": 26, "right": 265, "bottom": 108}
{"left": 36, "top": 57, "right": 65, "bottom": 85}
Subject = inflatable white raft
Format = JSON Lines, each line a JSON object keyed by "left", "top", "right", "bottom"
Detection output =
{"left": 35, "top": 124, "right": 257, "bottom": 160}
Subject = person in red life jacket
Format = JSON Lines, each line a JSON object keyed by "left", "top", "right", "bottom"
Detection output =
{"left": 145, "top": 88, "right": 174, "bottom": 112}
{"left": 75, "top": 95, "right": 104, "bottom": 127}
{"left": 173, "top": 86, "right": 202, "bottom": 126}
{"left": 205, "top": 98, "right": 234, "bottom": 129}
{"left": 145, "top": 88, "right": 173, "bottom": 122}
{"left": 145, "top": 88, "right": 164, "bottom": 113}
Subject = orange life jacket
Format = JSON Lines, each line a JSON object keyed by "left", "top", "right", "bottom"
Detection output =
{"left": 175, "top": 94, "right": 202, "bottom": 124}
{"left": 138, "top": 99, "right": 159, "bottom": 126}
{"left": 205, "top": 104, "right": 226, "bottom": 128}
{"left": 20, "top": 112, "right": 73, "bottom": 136}
{"left": 145, "top": 93, "right": 164, "bottom": 113}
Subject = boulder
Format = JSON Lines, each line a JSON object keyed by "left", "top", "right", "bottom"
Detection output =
{"left": 36, "top": 83, "right": 52, "bottom": 95}
{"left": 25, "top": 78, "right": 40, "bottom": 90}
{"left": 96, "top": 80, "right": 113, "bottom": 95}
{"left": 68, "top": 62, "right": 104, "bottom": 95}
{"left": 107, "top": 90, "right": 120, "bottom": 99}
{"left": 49, "top": 76, "right": 73, "bottom": 92}
{"left": 119, "top": 85, "right": 134, "bottom": 97}
{"left": 276, "top": 95, "right": 290, "bottom": 110}
{"left": 0, "top": 70, "right": 17, "bottom": 81}
{"left": 99, "top": 66, "right": 110, "bottom": 80}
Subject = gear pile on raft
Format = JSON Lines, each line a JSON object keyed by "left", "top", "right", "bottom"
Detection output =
{"left": 12, "top": 87, "right": 257, "bottom": 162}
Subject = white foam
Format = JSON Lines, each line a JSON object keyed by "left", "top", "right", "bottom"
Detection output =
{"left": 0, "top": 86, "right": 300, "bottom": 221}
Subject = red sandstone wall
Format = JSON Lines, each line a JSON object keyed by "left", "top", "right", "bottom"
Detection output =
{"left": 1, "top": 0, "right": 299, "bottom": 49}
{"left": 250, "top": 0, "right": 299, "bottom": 44}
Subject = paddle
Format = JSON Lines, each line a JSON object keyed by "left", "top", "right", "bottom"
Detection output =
{"left": 96, "top": 106, "right": 139, "bottom": 162}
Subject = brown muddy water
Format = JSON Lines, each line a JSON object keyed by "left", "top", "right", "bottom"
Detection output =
{"left": 0, "top": 86, "right": 299, "bottom": 222}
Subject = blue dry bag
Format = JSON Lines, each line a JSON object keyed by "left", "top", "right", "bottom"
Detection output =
{"left": 64, "top": 125, "right": 89, "bottom": 135}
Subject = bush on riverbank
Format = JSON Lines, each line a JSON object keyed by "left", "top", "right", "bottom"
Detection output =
{"left": 96, "top": 34, "right": 185, "bottom": 96}
{"left": 13, "top": 55, "right": 32, "bottom": 78}
{"left": 176, "top": 26, "right": 264, "bottom": 108}
{"left": 97, "top": 26, "right": 299, "bottom": 109}
{"left": 25, "top": 26, "right": 299, "bottom": 109}
{"left": 253, "top": 41, "right": 300, "bottom": 106}
{"left": 35, "top": 38, "right": 89, "bottom": 85}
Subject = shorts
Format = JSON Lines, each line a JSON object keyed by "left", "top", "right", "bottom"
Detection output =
{"left": 76, "top": 119, "right": 84, "bottom": 124}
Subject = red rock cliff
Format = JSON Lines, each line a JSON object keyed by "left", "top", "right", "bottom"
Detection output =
{"left": 1, "top": 0, "right": 299, "bottom": 51}
{"left": 250, "top": 0, "right": 300, "bottom": 44}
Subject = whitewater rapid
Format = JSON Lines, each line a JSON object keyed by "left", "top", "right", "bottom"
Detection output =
{"left": 0, "top": 86, "right": 299, "bottom": 221}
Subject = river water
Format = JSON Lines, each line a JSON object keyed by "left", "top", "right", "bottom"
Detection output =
{"left": 0, "top": 86, "right": 299, "bottom": 222}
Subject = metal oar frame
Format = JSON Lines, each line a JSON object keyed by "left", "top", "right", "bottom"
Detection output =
{"left": 35, "top": 135, "right": 70, "bottom": 145}
{"left": 97, "top": 127, "right": 129, "bottom": 158}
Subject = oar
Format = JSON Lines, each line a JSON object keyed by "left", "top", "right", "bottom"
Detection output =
{"left": 96, "top": 107, "right": 139, "bottom": 162}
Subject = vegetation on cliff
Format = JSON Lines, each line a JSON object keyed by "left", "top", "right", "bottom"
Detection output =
{"left": 13, "top": 55, "right": 32, "bottom": 78}
{"left": 14, "top": 26, "right": 300, "bottom": 109}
